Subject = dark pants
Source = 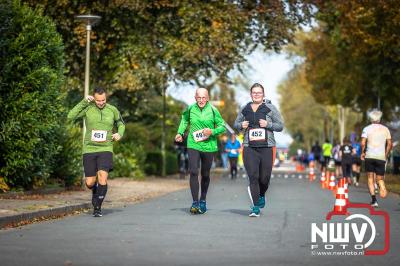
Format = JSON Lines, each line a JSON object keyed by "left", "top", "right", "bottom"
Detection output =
{"left": 229, "top": 157, "right": 238, "bottom": 178}
{"left": 188, "top": 149, "right": 215, "bottom": 202}
{"left": 243, "top": 146, "right": 273, "bottom": 206}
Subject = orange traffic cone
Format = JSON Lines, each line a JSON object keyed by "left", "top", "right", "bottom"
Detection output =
{"left": 320, "top": 172, "right": 326, "bottom": 188}
{"left": 324, "top": 171, "right": 330, "bottom": 189}
{"left": 344, "top": 179, "right": 349, "bottom": 205}
{"left": 328, "top": 172, "right": 336, "bottom": 190}
{"left": 309, "top": 167, "right": 315, "bottom": 182}
{"left": 333, "top": 178, "right": 348, "bottom": 213}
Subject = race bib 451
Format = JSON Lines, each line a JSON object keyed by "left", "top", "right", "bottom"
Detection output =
{"left": 249, "top": 128, "right": 266, "bottom": 141}
{"left": 91, "top": 130, "right": 107, "bottom": 142}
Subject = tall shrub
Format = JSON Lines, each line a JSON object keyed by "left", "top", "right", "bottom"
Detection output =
{"left": 0, "top": 0, "right": 65, "bottom": 188}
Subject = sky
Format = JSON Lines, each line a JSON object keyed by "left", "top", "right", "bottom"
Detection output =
{"left": 167, "top": 49, "right": 294, "bottom": 148}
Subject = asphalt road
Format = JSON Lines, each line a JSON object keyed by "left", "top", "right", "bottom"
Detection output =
{"left": 1, "top": 167, "right": 399, "bottom": 266}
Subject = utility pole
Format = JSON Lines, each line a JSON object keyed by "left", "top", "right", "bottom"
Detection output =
{"left": 337, "top": 105, "right": 346, "bottom": 144}
{"left": 161, "top": 86, "right": 167, "bottom": 177}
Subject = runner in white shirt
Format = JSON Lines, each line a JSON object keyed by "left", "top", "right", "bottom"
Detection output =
{"left": 361, "top": 110, "right": 392, "bottom": 207}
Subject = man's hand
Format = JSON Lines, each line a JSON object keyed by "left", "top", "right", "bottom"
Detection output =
{"left": 242, "top": 121, "right": 249, "bottom": 129}
{"left": 86, "top": 95, "right": 94, "bottom": 102}
{"left": 112, "top": 133, "right": 121, "bottom": 141}
{"left": 259, "top": 119, "right": 268, "bottom": 128}
{"left": 203, "top": 128, "right": 212, "bottom": 137}
{"left": 175, "top": 134, "right": 183, "bottom": 143}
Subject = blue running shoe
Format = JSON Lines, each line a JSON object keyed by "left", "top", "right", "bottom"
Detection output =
{"left": 249, "top": 206, "right": 260, "bottom": 217}
{"left": 257, "top": 196, "right": 265, "bottom": 208}
{"left": 190, "top": 201, "right": 199, "bottom": 214}
{"left": 199, "top": 200, "right": 207, "bottom": 214}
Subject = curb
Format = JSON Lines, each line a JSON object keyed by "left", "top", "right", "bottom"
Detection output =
{"left": 0, "top": 187, "right": 66, "bottom": 199}
{"left": 0, "top": 203, "right": 91, "bottom": 229}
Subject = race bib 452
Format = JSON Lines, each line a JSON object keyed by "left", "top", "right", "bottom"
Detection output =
{"left": 249, "top": 128, "right": 266, "bottom": 141}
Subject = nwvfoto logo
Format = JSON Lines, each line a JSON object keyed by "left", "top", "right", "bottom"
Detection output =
{"left": 311, "top": 203, "right": 390, "bottom": 256}
{"left": 311, "top": 214, "right": 375, "bottom": 249}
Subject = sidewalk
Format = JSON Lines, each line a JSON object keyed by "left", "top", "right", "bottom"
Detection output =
{"left": 0, "top": 176, "right": 188, "bottom": 229}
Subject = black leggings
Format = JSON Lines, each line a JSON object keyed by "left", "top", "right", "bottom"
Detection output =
{"left": 188, "top": 149, "right": 215, "bottom": 202}
{"left": 229, "top": 157, "right": 238, "bottom": 177}
{"left": 243, "top": 146, "right": 273, "bottom": 206}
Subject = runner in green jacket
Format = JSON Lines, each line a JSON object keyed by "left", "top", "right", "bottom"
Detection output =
{"left": 68, "top": 87, "right": 125, "bottom": 217}
{"left": 175, "top": 88, "right": 225, "bottom": 214}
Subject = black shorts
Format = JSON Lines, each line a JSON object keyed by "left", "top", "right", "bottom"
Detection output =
{"left": 322, "top": 156, "right": 330, "bottom": 167}
{"left": 335, "top": 160, "right": 341, "bottom": 166}
{"left": 364, "top": 158, "right": 386, "bottom": 176}
{"left": 352, "top": 155, "right": 361, "bottom": 166}
{"left": 83, "top": 152, "right": 113, "bottom": 177}
{"left": 341, "top": 161, "right": 352, "bottom": 177}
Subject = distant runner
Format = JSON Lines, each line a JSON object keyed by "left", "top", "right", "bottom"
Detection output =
{"left": 225, "top": 134, "right": 241, "bottom": 179}
{"left": 321, "top": 139, "right": 333, "bottom": 177}
{"left": 351, "top": 138, "right": 362, "bottom": 186}
{"left": 339, "top": 137, "right": 354, "bottom": 185}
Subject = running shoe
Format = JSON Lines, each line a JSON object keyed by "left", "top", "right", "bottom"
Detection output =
{"left": 370, "top": 201, "right": 379, "bottom": 208}
{"left": 93, "top": 207, "right": 102, "bottom": 217}
{"left": 257, "top": 196, "right": 266, "bottom": 208}
{"left": 199, "top": 200, "right": 207, "bottom": 214}
{"left": 190, "top": 201, "right": 199, "bottom": 214}
{"left": 249, "top": 206, "right": 260, "bottom": 217}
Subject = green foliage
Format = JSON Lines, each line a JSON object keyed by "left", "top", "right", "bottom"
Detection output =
{"left": 278, "top": 60, "right": 362, "bottom": 149}
{"left": 52, "top": 123, "right": 82, "bottom": 187}
{"left": 304, "top": 1, "right": 400, "bottom": 118}
{"left": 278, "top": 65, "right": 326, "bottom": 147}
{"left": 108, "top": 122, "right": 146, "bottom": 179}
{"left": 111, "top": 142, "right": 145, "bottom": 179}
{"left": 0, "top": 0, "right": 65, "bottom": 189}
{"left": 23, "top": 0, "right": 311, "bottom": 82}
{"left": 22, "top": 0, "right": 312, "bottom": 123}
{"left": 145, "top": 151, "right": 178, "bottom": 176}
{"left": 214, "top": 82, "right": 239, "bottom": 129}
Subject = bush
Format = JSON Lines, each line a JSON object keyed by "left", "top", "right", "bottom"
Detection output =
{"left": 110, "top": 140, "right": 146, "bottom": 179}
{"left": 166, "top": 152, "right": 178, "bottom": 175}
{"left": 51, "top": 124, "right": 82, "bottom": 187}
{"left": 145, "top": 151, "right": 178, "bottom": 176}
{"left": 0, "top": 0, "right": 65, "bottom": 189}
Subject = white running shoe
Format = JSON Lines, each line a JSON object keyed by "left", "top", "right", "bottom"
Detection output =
{"left": 371, "top": 201, "right": 379, "bottom": 207}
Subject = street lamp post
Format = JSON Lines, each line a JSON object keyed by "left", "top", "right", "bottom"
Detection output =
{"left": 75, "top": 15, "right": 101, "bottom": 187}
{"left": 75, "top": 15, "right": 101, "bottom": 99}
